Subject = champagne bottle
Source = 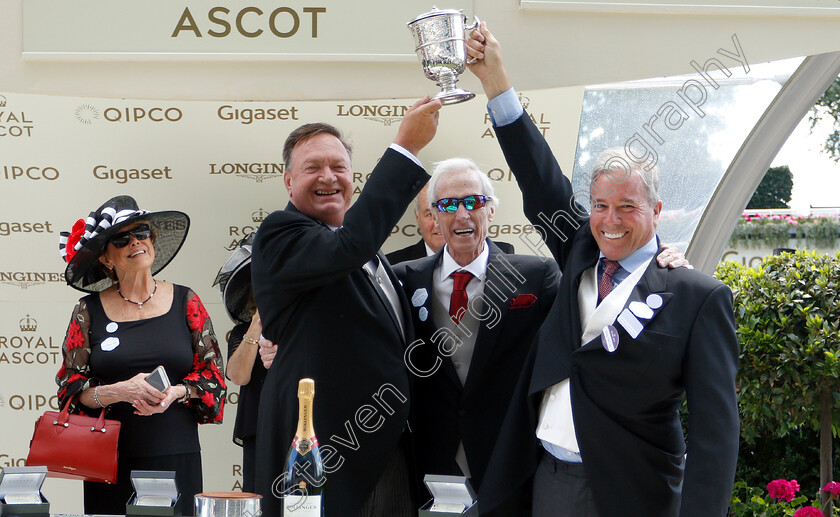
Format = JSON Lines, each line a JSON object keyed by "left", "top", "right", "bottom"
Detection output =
{"left": 282, "top": 378, "right": 325, "bottom": 516}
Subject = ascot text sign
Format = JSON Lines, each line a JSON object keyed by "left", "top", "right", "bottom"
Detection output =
{"left": 22, "top": 0, "right": 470, "bottom": 60}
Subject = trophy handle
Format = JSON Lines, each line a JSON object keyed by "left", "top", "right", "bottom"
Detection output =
{"left": 465, "top": 15, "right": 481, "bottom": 65}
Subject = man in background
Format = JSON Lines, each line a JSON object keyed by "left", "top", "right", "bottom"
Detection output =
{"left": 387, "top": 183, "right": 514, "bottom": 265}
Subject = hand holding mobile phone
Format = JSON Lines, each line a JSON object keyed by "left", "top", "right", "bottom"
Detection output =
{"left": 145, "top": 366, "right": 171, "bottom": 392}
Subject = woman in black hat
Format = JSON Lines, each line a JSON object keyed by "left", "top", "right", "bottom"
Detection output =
{"left": 214, "top": 232, "right": 271, "bottom": 493}
{"left": 54, "top": 195, "right": 226, "bottom": 515}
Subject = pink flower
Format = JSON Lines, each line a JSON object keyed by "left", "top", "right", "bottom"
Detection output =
{"left": 824, "top": 481, "right": 840, "bottom": 496}
{"left": 768, "top": 478, "right": 800, "bottom": 502}
{"left": 793, "top": 507, "right": 823, "bottom": 517}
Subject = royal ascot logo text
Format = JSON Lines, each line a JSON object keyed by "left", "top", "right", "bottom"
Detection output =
{"left": 224, "top": 209, "right": 268, "bottom": 250}
{"left": 217, "top": 105, "right": 300, "bottom": 125}
{"left": 171, "top": 6, "right": 326, "bottom": 39}
{"left": 0, "top": 97, "right": 35, "bottom": 137}
{"left": 92, "top": 165, "right": 174, "bottom": 184}
{"left": 209, "top": 162, "right": 284, "bottom": 182}
{"left": 481, "top": 92, "right": 551, "bottom": 138}
{"left": 0, "top": 315, "right": 60, "bottom": 366}
{"left": 0, "top": 271, "right": 65, "bottom": 289}
{"left": 0, "top": 220, "right": 54, "bottom": 237}
{"left": 1, "top": 166, "right": 60, "bottom": 181}
{"left": 336, "top": 104, "right": 410, "bottom": 126}
{"left": 76, "top": 105, "right": 184, "bottom": 125}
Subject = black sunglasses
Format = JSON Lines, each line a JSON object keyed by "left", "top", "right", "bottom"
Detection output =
{"left": 110, "top": 224, "right": 152, "bottom": 248}
{"left": 434, "top": 195, "right": 492, "bottom": 214}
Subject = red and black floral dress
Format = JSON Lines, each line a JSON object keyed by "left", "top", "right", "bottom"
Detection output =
{"left": 56, "top": 285, "right": 226, "bottom": 515}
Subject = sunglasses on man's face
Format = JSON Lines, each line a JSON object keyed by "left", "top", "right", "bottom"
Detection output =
{"left": 110, "top": 224, "right": 152, "bottom": 248}
{"left": 434, "top": 195, "right": 491, "bottom": 214}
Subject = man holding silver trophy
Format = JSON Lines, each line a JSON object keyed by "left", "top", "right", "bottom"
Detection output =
{"left": 463, "top": 21, "right": 739, "bottom": 517}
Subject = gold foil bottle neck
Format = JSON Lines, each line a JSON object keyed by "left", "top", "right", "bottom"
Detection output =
{"left": 298, "top": 378, "right": 315, "bottom": 398}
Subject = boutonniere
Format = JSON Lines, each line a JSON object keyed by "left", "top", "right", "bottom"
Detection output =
{"left": 411, "top": 288, "right": 429, "bottom": 322}
{"left": 509, "top": 294, "right": 537, "bottom": 309}
{"left": 601, "top": 293, "right": 666, "bottom": 353}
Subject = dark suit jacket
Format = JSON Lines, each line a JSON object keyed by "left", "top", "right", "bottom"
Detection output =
{"left": 251, "top": 148, "right": 428, "bottom": 517}
{"left": 480, "top": 113, "right": 739, "bottom": 517}
{"left": 394, "top": 241, "right": 558, "bottom": 511}
{"left": 387, "top": 238, "right": 515, "bottom": 265}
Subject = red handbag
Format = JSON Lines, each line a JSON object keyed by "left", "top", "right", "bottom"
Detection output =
{"left": 26, "top": 396, "right": 120, "bottom": 484}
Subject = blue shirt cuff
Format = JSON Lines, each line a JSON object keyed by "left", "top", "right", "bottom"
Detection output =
{"left": 487, "top": 88, "right": 523, "bottom": 127}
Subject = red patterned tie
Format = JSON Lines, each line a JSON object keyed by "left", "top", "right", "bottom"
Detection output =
{"left": 449, "top": 271, "right": 474, "bottom": 324}
{"left": 598, "top": 259, "right": 620, "bottom": 304}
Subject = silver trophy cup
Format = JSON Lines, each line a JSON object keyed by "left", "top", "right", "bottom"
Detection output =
{"left": 407, "top": 7, "right": 480, "bottom": 105}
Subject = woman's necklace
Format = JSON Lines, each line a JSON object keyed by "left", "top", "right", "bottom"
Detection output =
{"left": 118, "top": 280, "right": 157, "bottom": 310}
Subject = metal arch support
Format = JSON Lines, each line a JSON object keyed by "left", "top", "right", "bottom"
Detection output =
{"left": 688, "top": 51, "right": 840, "bottom": 274}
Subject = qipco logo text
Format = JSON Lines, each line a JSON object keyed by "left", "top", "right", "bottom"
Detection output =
{"left": 103, "top": 107, "right": 184, "bottom": 123}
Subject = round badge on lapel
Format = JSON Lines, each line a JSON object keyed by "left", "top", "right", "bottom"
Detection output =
{"left": 601, "top": 324, "right": 619, "bottom": 353}
{"left": 412, "top": 288, "right": 428, "bottom": 307}
{"left": 646, "top": 294, "right": 663, "bottom": 309}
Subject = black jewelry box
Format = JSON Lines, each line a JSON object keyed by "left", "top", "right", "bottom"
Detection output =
{"left": 0, "top": 466, "right": 49, "bottom": 516}
{"left": 126, "top": 470, "right": 180, "bottom": 517}
{"left": 418, "top": 474, "right": 478, "bottom": 516}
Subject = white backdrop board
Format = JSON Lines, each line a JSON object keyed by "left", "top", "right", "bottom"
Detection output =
{"left": 0, "top": 87, "right": 581, "bottom": 513}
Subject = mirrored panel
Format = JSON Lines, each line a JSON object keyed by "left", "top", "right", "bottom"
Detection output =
{"left": 571, "top": 57, "right": 804, "bottom": 249}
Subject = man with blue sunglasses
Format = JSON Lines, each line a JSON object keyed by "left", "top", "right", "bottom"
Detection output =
{"left": 394, "top": 158, "right": 561, "bottom": 516}
{"left": 386, "top": 184, "right": 515, "bottom": 265}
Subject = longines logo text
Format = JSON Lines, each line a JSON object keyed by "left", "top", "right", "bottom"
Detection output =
{"left": 93, "top": 165, "right": 173, "bottom": 184}
{"left": 0, "top": 101, "right": 35, "bottom": 137}
{"left": 217, "top": 105, "right": 299, "bottom": 124}
{"left": 336, "top": 104, "right": 409, "bottom": 126}
{"left": 171, "top": 6, "right": 326, "bottom": 39}
{"left": 209, "top": 162, "right": 284, "bottom": 182}
{"left": 152, "top": 220, "right": 189, "bottom": 232}
{"left": 1, "top": 165, "right": 59, "bottom": 181}
{"left": 0, "top": 221, "right": 54, "bottom": 237}
{"left": 101, "top": 107, "right": 183, "bottom": 123}
{"left": 0, "top": 394, "right": 59, "bottom": 411}
{"left": 0, "top": 271, "right": 65, "bottom": 289}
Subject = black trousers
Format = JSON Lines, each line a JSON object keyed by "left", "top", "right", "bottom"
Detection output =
{"left": 83, "top": 451, "right": 202, "bottom": 516}
{"left": 532, "top": 451, "right": 599, "bottom": 517}
{"left": 357, "top": 433, "right": 416, "bottom": 517}
{"left": 241, "top": 435, "right": 256, "bottom": 493}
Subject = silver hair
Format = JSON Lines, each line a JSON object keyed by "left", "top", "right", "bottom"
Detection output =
{"left": 590, "top": 147, "right": 660, "bottom": 207}
{"left": 413, "top": 184, "right": 429, "bottom": 215}
{"left": 427, "top": 157, "right": 499, "bottom": 210}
